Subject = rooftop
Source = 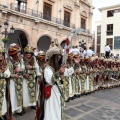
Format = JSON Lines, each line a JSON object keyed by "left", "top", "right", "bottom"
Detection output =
{"left": 99, "top": 4, "right": 120, "bottom": 11}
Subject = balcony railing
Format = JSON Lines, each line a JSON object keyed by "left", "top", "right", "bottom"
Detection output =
{"left": 77, "top": 28, "right": 92, "bottom": 35}
{"left": 10, "top": 3, "right": 75, "bottom": 29}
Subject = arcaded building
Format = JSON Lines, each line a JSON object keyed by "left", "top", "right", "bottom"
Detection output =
{"left": 0, "top": 0, "right": 93, "bottom": 51}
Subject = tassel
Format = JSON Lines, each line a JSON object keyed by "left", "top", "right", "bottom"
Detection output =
{"left": 66, "top": 38, "right": 69, "bottom": 45}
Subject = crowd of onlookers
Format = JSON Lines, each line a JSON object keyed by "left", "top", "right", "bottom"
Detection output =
{"left": 33, "top": 44, "right": 120, "bottom": 60}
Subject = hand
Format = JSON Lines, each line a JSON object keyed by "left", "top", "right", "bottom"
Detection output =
{"left": 75, "top": 70, "right": 79, "bottom": 74}
{"left": 13, "top": 74, "right": 20, "bottom": 79}
{"left": 38, "top": 79, "right": 42, "bottom": 85}
{"left": 59, "top": 66, "right": 65, "bottom": 75}
{"left": 24, "top": 74, "right": 29, "bottom": 79}
{"left": 26, "top": 65, "right": 32, "bottom": 70}
{"left": 15, "top": 68, "right": 21, "bottom": 73}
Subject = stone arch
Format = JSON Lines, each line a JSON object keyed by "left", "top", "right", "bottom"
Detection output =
{"left": 15, "top": 28, "right": 30, "bottom": 44}
{"left": 7, "top": 30, "right": 28, "bottom": 53}
{"left": 60, "top": 40, "right": 66, "bottom": 48}
{"left": 37, "top": 35, "right": 52, "bottom": 51}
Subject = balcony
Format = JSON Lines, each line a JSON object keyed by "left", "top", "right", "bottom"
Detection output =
{"left": 10, "top": 3, "right": 75, "bottom": 29}
{"left": 106, "top": 30, "right": 113, "bottom": 35}
{"left": 77, "top": 28, "right": 92, "bottom": 36}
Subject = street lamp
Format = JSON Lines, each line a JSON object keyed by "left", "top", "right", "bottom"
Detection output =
{"left": 79, "top": 39, "right": 86, "bottom": 50}
{"left": 0, "top": 21, "right": 15, "bottom": 47}
{"left": 4, "top": 22, "right": 8, "bottom": 29}
{"left": 10, "top": 26, "right": 15, "bottom": 33}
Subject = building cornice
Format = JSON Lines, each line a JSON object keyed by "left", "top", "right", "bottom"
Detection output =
{"left": 80, "top": 0, "right": 91, "bottom": 7}
{"left": 0, "top": 6, "right": 74, "bottom": 31}
{"left": 99, "top": 4, "right": 120, "bottom": 11}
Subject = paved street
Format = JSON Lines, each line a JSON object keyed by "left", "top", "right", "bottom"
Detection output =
{"left": 14, "top": 87, "right": 120, "bottom": 120}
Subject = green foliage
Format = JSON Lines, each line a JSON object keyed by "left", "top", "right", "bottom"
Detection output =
{"left": 2, "top": 38, "right": 9, "bottom": 43}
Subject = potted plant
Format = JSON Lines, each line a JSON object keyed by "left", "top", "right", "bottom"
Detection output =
{"left": 2, "top": 38, "right": 9, "bottom": 43}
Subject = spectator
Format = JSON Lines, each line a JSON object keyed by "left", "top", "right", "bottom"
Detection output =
{"left": 86, "top": 47, "right": 94, "bottom": 57}
{"left": 70, "top": 46, "right": 80, "bottom": 55}
{"left": 82, "top": 47, "right": 87, "bottom": 58}
{"left": 110, "top": 53, "right": 114, "bottom": 59}
{"left": 34, "top": 48, "right": 39, "bottom": 56}
{"left": 104, "top": 44, "right": 111, "bottom": 58}
{"left": 116, "top": 54, "right": 120, "bottom": 59}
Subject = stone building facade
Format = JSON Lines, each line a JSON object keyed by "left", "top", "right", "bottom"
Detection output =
{"left": 95, "top": 4, "right": 120, "bottom": 55}
{"left": 0, "top": 0, "right": 93, "bottom": 51}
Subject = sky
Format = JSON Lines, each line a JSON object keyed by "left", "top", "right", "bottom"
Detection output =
{"left": 92, "top": 0, "right": 120, "bottom": 32}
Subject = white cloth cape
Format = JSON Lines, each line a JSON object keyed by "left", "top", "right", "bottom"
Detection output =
{"left": 2, "top": 68, "right": 10, "bottom": 115}
{"left": 44, "top": 66, "right": 61, "bottom": 120}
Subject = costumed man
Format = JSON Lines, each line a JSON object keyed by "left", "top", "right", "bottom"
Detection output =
{"left": 65, "top": 53, "right": 75, "bottom": 100}
{"left": 92, "top": 56, "right": 99, "bottom": 91}
{"left": 79, "top": 58, "right": 87, "bottom": 95}
{"left": 87, "top": 56, "right": 95, "bottom": 93}
{"left": 97, "top": 57, "right": 105, "bottom": 90}
{"left": 8, "top": 43, "right": 25, "bottom": 115}
{"left": 35, "top": 51, "right": 46, "bottom": 120}
{"left": 23, "top": 46, "right": 41, "bottom": 110}
{"left": 64, "top": 53, "right": 74, "bottom": 102}
{"left": 0, "top": 46, "right": 10, "bottom": 120}
{"left": 73, "top": 54, "right": 81, "bottom": 98}
{"left": 44, "top": 41, "right": 65, "bottom": 120}
{"left": 112, "top": 60, "right": 118, "bottom": 87}
{"left": 116, "top": 60, "right": 120, "bottom": 86}
{"left": 84, "top": 57, "right": 91, "bottom": 94}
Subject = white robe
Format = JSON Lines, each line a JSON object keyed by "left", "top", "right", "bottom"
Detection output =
{"left": 10, "top": 59, "right": 25, "bottom": 113}
{"left": 44, "top": 66, "right": 61, "bottom": 120}
{"left": 64, "top": 67, "right": 74, "bottom": 97}
{"left": 23, "top": 59, "right": 41, "bottom": 107}
{"left": 2, "top": 68, "right": 10, "bottom": 115}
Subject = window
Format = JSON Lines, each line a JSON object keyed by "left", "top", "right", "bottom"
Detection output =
{"left": 97, "top": 36, "right": 101, "bottom": 44}
{"left": 96, "top": 45, "right": 100, "bottom": 53}
{"left": 106, "top": 38, "right": 113, "bottom": 49}
{"left": 107, "top": 10, "right": 114, "bottom": 17}
{"left": 64, "top": 11, "right": 70, "bottom": 27}
{"left": 43, "top": 3, "right": 52, "bottom": 21}
{"left": 97, "top": 25, "right": 101, "bottom": 34}
{"left": 81, "top": 18, "right": 86, "bottom": 29}
{"left": 15, "top": 0, "right": 27, "bottom": 13}
{"left": 107, "top": 24, "right": 113, "bottom": 35}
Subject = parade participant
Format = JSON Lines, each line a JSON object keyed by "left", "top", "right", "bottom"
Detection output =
{"left": 84, "top": 57, "right": 91, "bottom": 94}
{"left": 79, "top": 58, "right": 87, "bottom": 95}
{"left": 23, "top": 46, "right": 41, "bottom": 110}
{"left": 35, "top": 51, "right": 46, "bottom": 120}
{"left": 87, "top": 56, "right": 95, "bottom": 93}
{"left": 8, "top": 43, "right": 25, "bottom": 115}
{"left": 112, "top": 60, "right": 118, "bottom": 87}
{"left": 98, "top": 57, "right": 105, "bottom": 90}
{"left": 0, "top": 46, "right": 10, "bottom": 120}
{"left": 44, "top": 41, "right": 65, "bottom": 120}
{"left": 73, "top": 54, "right": 81, "bottom": 98}
{"left": 63, "top": 53, "right": 75, "bottom": 101}
{"left": 91, "top": 56, "right": 99, "bottom": 91}
{"left": 95, "top": 56, "right": 102, "bottom": 90}
{"left": 103, "top": 58, "right": 111, "bottom": 89}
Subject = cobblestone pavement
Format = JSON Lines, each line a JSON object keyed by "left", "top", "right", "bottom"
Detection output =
{"left": 14, "top": 87, "right": 120, "bottom": 120}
